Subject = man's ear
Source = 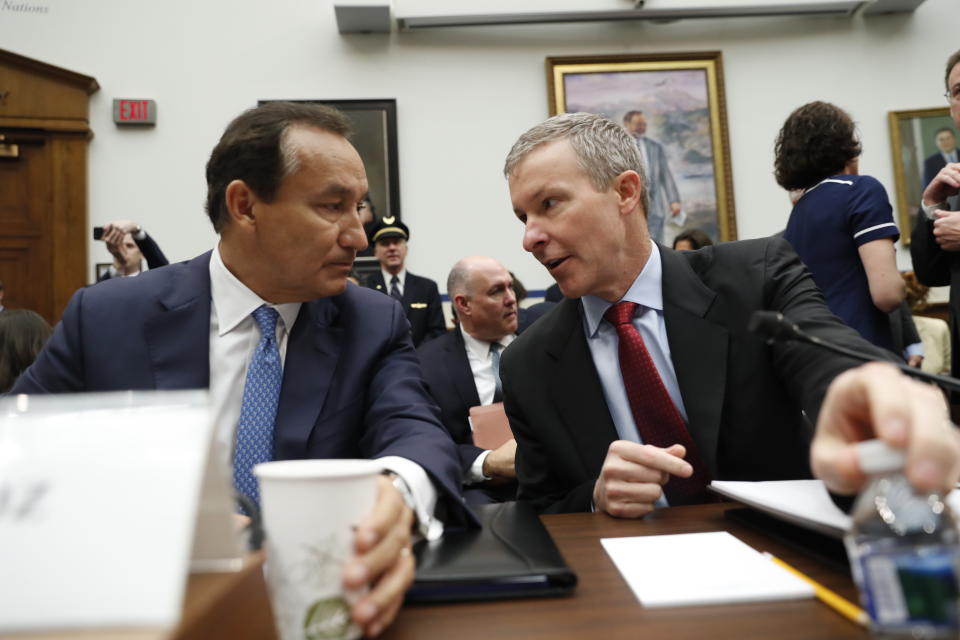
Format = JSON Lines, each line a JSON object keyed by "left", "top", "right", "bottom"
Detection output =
{"left": 453, "top": 294, "right": 470, "bottom": 318}
{"left": 613, "top": 170, "right": 643, "bottom": 217}
{"left": 224, "top": 180, "right": 258, "bottom": 228}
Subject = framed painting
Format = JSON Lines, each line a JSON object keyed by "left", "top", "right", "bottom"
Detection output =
{"left": 546, "top": 51, "right": 736, "bottom": 245}
{"left": 888, "top": 107, "right": 955, "bottom": 243}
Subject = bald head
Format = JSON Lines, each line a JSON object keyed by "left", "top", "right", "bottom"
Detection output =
{"left": 448, "top": 256, "right": 518, "bottom": 342}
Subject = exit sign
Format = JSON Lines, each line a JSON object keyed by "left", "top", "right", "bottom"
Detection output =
{"left": 112, "top": 99, "right": 157, "bottom": 125}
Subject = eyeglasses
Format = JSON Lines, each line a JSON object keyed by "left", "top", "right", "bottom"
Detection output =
{"left": 946, "top": 85, "right": 960, "bottom": 104}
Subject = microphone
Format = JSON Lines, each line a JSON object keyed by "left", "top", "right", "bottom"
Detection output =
{"left": 748, "top": 311, "right": 960, "bottom": 394}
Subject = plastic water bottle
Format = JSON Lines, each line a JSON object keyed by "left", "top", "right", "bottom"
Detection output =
{"left": 844, "top": 440, "right": 960, "bottom": 638}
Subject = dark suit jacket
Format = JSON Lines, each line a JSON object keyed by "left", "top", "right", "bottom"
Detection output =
{"left": 97, "top": 231, "right": 169, "bottom": 282}
{"left": 911, "top": 193, "right": 960, "bottom": 379}
{"left": 364, "top": 271, "right": 446, "bottom": 347}
{"left": 888, "top": 300, "right": 922, "bottom": 361}
{"left": 924, "top": 152, "right": 948, "bottom": 190}
{"left": 13, "top": 252, "right": 472, "bottom": 528}
{"left": 417, "top": 328, "right": 517, "bottom": 503}
{"left": 500, "top": 238, "right": 894, "bottom": 514}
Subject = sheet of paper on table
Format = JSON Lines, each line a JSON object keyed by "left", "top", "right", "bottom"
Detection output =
{"left": 710, "top": 479, "right": 960, "bottom": 539}
{"left": 601, "top": 531, "right": 814, "bottom": 607}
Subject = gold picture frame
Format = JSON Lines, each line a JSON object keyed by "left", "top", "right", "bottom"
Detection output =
{"left": 546, "top": 51, "right": 736, "bottom": 244}
{"left": 887, "top": 106, "right": 955, "bottom": 244}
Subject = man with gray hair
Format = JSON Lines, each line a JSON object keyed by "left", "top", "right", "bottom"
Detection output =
{"left": 500, "top": 111, "right": 960, "bottom": 518}
{"left": 418, "top": 256, "right": 521, "bottom": 503}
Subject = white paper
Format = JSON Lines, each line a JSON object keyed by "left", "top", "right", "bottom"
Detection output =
{"left": 710, "top": 479, "right": 960, "bottom": 539}
{"left": 0, "top": 391, "right": 214, "bottom": 632}
{"left": 601, "top": 531, "right": 813, "bottom": 607}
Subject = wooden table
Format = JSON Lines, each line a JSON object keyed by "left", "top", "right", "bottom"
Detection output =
{"left": 384, "top": 502, "right": 868, "bottom": 640}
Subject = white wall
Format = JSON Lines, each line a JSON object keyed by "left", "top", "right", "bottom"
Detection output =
{"left": 0, "top": 0, "right": 954, "bottom": 295}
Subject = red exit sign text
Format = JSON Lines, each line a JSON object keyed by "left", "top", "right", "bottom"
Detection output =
{"left": 112, "top": 99, "right": 157, "bottom": 125}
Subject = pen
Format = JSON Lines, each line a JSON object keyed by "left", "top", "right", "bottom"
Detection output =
{"left": 763, "top": 552, "right": 869, "bottom": 627}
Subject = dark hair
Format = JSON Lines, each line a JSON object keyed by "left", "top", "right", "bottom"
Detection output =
{"left": 672, "top": 228, "right": 713, "bottom": 250}
{"left": 205, "top": 101, "right": 353, "bottom": 232}
{"left": 946, "top": 49, "right": 960, "bottom": 91}
{"left": 0, "top": 309, "right": 51, "bottom": 392}
{"left": 935, "top": 127, "right": 956, "bottom": 138}
{"left": 774, "top": 101, "right": 861, "bottom": 191}
{"left": 622, "top": 110, "right": 644, "bottom": 124}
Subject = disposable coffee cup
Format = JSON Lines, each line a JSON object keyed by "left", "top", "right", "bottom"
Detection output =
{"left": 254, "top": 459, "right": 381, "bottom": 640}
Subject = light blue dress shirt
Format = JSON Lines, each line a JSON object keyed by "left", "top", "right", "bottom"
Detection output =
{"left": 581, "top": 241, "right": 689, "bottom": 508}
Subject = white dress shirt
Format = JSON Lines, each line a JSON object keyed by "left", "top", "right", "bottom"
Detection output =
{"left": 460, "top": 325, "right": 515, "bottom": 483}
{"left": 208, "top": 246, "right": 441, "bottom": 539}
{"left": 381, "top": 268, "right": 406, "bottom": 297}
{"left": 581, "top": 241, "right": 689, "bottom": 508}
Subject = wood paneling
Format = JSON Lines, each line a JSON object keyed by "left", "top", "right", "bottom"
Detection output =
{"left": 0, "top": 49, "right": 97, "bottom": 324}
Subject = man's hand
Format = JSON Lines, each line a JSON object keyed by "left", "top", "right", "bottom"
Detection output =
{"left": 593, "top": 441, "right": 691, "bottom": 518}
{"left": 922, "top": 162, "right": 960, "bottom": 208}
{"left": 811, "top": 362, "right": 960, "bottom": 496}
{"left": 933, "top": 210, "right": 960, "bottom": 251}
{"left": 906, "top": 354, "right": 924, "bottom": 369}
{"left": 669, "top": 201, "right": 682, "bottom": 217}
{"left": 100, "top": 220, "right": 140, "bottom": 246}
{"left": 482, "top": 438, "right": 517, "bottom": 479}
{"left": 343, "top": 476, "right": 415, "bottom": 638}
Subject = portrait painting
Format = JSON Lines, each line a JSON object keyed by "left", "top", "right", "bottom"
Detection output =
{"left": 546, "top": 51, "right": 736, "bottom": 246}
{"left": 888, "top": 107, "right": 955, "bottom": 242}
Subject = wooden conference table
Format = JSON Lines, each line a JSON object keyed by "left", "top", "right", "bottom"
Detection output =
{"left": 9, "top": 501, "right": 864, "bottom": 640}
{"left": 385, "top": 501, "right": 866, "bottom": 640}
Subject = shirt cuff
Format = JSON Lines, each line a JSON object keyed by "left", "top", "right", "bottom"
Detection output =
{"left": 377, "top": 456, "right": 443, "bottom": 541}
{"left": 467, "top": 450, "right": 492, "bottom": 484}
{"left": 922, "top": 200, "right": 946, "bottom": 220}
{"left": 905, "top": 342, "right": 924, "bottom": 358}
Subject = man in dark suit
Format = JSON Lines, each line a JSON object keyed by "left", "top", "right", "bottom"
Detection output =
{"left": 363, "top": 218, "right": 446, "bottom": 346}
{"left": 12, "top": 101, "right": 469, "bottom": 638}
{"left": 418, "top": 256, "right": 521, "bottom": 504}
{"left": 501, "top": 111, "right": 960, "bottom": 517}
{"left": 923, "top": 127, "right": 958, "bottom": 190}
{"left": 96, "top": 219, "right": 169, "bottom": 282}
{"left": 913, "top": 49, "right": 960, "bottom": 383}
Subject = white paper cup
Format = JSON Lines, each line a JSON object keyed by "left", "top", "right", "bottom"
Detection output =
{"left": 254, "top": 459, "right": 380, "bottom": 640}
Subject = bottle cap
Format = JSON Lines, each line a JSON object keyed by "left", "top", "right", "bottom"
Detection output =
{"left": 855, "top": 439, "right": 906, "bottom": 474}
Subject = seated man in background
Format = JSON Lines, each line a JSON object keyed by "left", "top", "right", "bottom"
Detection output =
{"left": 418, "top": 256, "right": 521, "bottom": 503}
{"left": 13, "top": 101, "right": 471, "bottom": 638}
{"left": 96, "top": 219, "right": 169, "bottom": 281}
{"left": 500, "top": 112, "right": 960, "bottom": 517}
{"left": 363, "top": 218, "right": 446, "bottom": 346}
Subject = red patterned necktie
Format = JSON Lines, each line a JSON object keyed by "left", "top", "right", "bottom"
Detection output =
{"left": 603, "top": 301, "right": 712, "bottom": 505}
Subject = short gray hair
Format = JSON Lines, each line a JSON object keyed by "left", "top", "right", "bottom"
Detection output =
{"left": 503, "top": 112, "right": 648, "bottom": 212}
{"left": 447, "top": 260, "right": 471, "bottom": 298}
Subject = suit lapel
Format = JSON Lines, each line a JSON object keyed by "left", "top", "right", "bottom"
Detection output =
{"left": 143, "top": 253, "right": 212, "bottom": 390}
{"left": 660, "top": 245, "right": 728, "bottom": 476}
{"left": 545, "top": 299, "right": 619, "bottom": 474}
{"left": 273, "top": 298, "right": 342, "bottom": 458}
{"left": 448, "top": 330, "right": 481, "bottom": 410}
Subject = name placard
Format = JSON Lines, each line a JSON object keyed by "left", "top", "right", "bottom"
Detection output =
{"left": 0, "top": 390, "right": 238, "bottom": 633}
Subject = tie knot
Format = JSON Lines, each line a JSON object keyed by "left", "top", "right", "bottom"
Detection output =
{"left": 603, "top": 301, "right": 639, "bottom": 327}
{"left": 391, "top": 275, "right": 399, "bottom": 285}
{"left": 490, "top": 342, "right": 502, "bottom": 354}
{"left": 252, "top": 305, "right": 280, "bottom": 338}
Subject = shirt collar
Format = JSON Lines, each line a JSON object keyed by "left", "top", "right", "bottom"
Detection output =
{"left": 382, "top": 268, "right": 406, "bottom": 286}
{"left": 209, "top": 244, "right": 301, "bottom": 336}
{"left": 581, "top": 239, "right": 663, "bottom": 338}
{"left": 459, "top": 323, "right": 515, "bottom": 358}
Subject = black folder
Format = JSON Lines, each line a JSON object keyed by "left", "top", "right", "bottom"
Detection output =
{"left": 405, "top": 501, "right": 577, "bottom": 603}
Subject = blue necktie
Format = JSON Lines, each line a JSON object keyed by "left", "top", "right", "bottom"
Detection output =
{"left": 233, "top": 305, "right": 282, "bottom": 508}
{"left": 390, "top": 275, "right": 402, "bottom": 301}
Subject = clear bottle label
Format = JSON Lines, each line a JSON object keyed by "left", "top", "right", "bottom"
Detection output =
{"left": 856, "top": 545, "right": 960, "bottom": 631}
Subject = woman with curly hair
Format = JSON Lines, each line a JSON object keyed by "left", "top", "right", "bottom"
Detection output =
{"left": 776, "top": 101, "right": 904, "bottom": 351}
